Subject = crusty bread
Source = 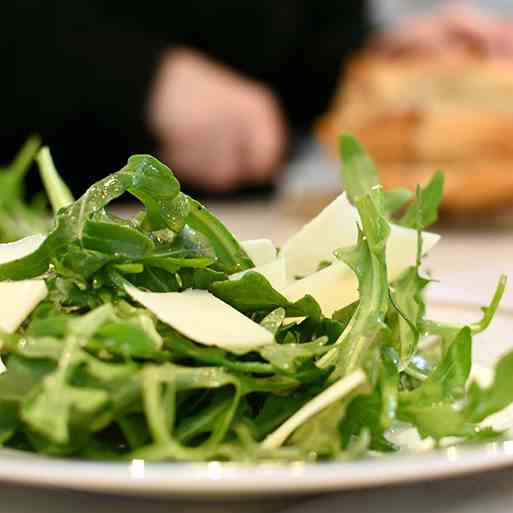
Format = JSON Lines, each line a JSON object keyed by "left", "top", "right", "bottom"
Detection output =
{"left": 317, "top": 53, "right": 513, "bottom": 213}
{"left": 378, "top": 160, "right": 513, "bottom": 213}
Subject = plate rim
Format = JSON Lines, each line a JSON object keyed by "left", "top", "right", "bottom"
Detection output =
{"left": 0, "top": 443, "right": 513, "bottom": 497}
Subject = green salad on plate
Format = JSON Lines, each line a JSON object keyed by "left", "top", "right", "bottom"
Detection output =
{"left": 0, "top": 134, "right": 509, "bottom": 462}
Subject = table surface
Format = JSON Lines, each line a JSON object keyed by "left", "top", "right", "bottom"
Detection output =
{"left": 7, "top": 178, "right": 513, "bottom": 511}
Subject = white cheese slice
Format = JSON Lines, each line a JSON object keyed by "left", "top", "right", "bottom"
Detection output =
{"left": 230, "top": 258, "right": 287, "bottom": 293}
{"left": 285, "top": 228, "right": 440, "bottom": 317}
{"left": 125, "top": 286, "right": 274, "bottom": 354}
{"left": 240, "top": 239, "right": 277, "bottom": 266}
{"left": 0, "top": 235, "right": 48, "bottom": 334}
{"left": 261, "top": 369, "right": 366, "bottom": 449}
{"left": 279, "top": 193, "right": 440, "bottom": 282}
{"left": 386, "top": 226, "right": 439, "bottom": 280}
{"left": 285, "top": 261, "right": 355, "bottom": 317}
{"left": 279, "top": 194, "right": 359, "bottom": 280}
{"left": 0, "top": 280, "right": 48, "bottom": 333}
{"left": 0, "top": 234, "right": 46, "bottom": 264}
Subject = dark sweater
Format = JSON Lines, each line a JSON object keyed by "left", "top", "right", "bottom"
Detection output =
{"left": 4, "top": 1, "right": 370, "bottom": 193}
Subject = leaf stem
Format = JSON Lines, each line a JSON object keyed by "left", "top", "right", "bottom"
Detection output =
{"left": 36, "top": 147, "right": 74, "bottom": 213}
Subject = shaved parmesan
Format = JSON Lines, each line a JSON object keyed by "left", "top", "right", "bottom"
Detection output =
{"left": 279, "top": 193, "right": 440, "bottom": 316}
{"left": 240, "top": 239, "right": 277, "bottom": 266}
{"left": 125, "top": 286, "right": 274, "bottom": 354}
{"left": 280, "top": 193, "right": 440, "bottom": 282}
{"left": 0, "top": 234, "right": 46, "bottom": 264}
{"left": 284, "top": 227, "right": 440, "bottom": 317}
{"left": 386, "top": 226, "right": 439, "bottom": 279}
{"left": 279, "top": 194, "right": 359, "bottom": 280}
{"left": 230, "top": 258, "right": 287, "bottom": 293}
{"left": 0, "top": 235, "right": 48, "bottom": 334}
{"left": 0, "top": 280, "right": 48, "bottom": 333}
{"left": 286, "top": 261, "right": 355, "bottom": 317}
{"left": 261, "top": 369, "right": 366, "bottom": 449}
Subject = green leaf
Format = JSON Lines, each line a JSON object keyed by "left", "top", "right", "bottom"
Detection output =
{"left": 126, "top": 155, "right": 186, "bottom": 232}
{"left": 472, "top": 274, "right": 507, "bottom": 334}
{"left": 186, "top": 197, "right": 252, "bottom": 274}
{"left": 399, "top": 172, "right": 444, "bottom": 229}
{"left": 390, "top": 267, "right": 429, "bottom": 365}
{"left": 289, "top": 401, "right": 346, "bottom": 457}
{"left": 260, "top": 337, "right": 330, "bottom": 372}
{"left": 260, "top": 308, "right": 286, "bottom": 334}
{"left": 21, "top": 381, "right": 108, "bottom": 444}
{"left": 0, "top": 400, "right": 20, "bottom": 444}
{"left": 340, "top": 389, "right": 397, "bottom": 452}
{"left": 249, "top": 392, "right": 310, "bottom": 440}
{"left": 0, "top": 136, "right": 51, "bottom": 242}
{"left": 465, "top": 350, "right": 513, "bottom": 422}
{"left": 82, "top": 219, "right": 155, "bottom": 259}
{"left": 320, "top": 230, "right": 389, "bottom": 378}
{"left": 36, "top": 147, "right": 74, "bottom": 213}
{"left": 0, "top": 154, "right": 188, "bottom": 280}
{"left": 380, "top": 347, "right": 400, "bottom": 429}
{"left": 90, "top": 322, "right": 162, "bottom": 359}
{"left": 402, "top": 327, "right": 472, "bottom": 405}
{"left": 420, "top": 275, "right": 507, "bottom": 350}
{"left": 338, "top": 134, "right": 379, "bottom": 203}
{"left": 384, "top": 188, "right": 413, "bottom": 217}
{"left": 211, "top": 272, "right": 322, "bottom": 320}
{"left": 0, "top": 355, "right": 55, "bottom": 401}
{"left": 167, "top": 334, "right": 273, "bottom": 374}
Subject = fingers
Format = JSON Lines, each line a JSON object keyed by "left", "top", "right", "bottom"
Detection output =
{"left": 161, "top": 113, "right": 244, "bottom": 192}
{"left": 244, "top": 88, "right": 288, "bottom": 184}
{"left": 148, "top": 49, "right": 287, "bottom": 193}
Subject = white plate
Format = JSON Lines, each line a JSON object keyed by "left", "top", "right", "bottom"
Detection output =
{"left": 1, "top": 302, "right": 513, "bottom": 498}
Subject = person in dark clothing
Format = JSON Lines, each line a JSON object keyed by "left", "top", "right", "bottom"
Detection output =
{"left": 5, "top": 2, "right": 370, "bottom": 194}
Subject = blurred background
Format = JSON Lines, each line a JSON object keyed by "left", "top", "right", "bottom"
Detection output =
{"left": 4, "top": 0, "right": 513, "bottom": 224}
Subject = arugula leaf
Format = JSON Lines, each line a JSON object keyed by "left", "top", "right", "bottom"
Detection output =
{"left": 472, "top": 275, "right": 508, "bottom": 334}
{"left": 186, "top": 197, "right": 253, "bottom": 274}
{"left": 0, "top": 136, "right": 51, "bottom": 242}
{"left": 465, "top": 350, "right": 513, "bottom": 423}
{"left": 399, "top": 172, "right": 444, "bottom": 230}
{"left": 340, "top": 389, "right": 397, "bottom": 453}
{"left": 36, "top": 147, "right": 74, "bottom": 213}
{"left": 390, "top": 267, "right": 430, "bottom": 366}
{"left": 211, "top": 272, "right": 322, "bottom": 320}
{"left": 338, "top": 134, "right": 379, "bottom": 203}
{"left": 289, "top": 401, "right": 347, "bottom": 457}
{"left": 260, "top": 337, "right": 330, "bottom": 373}
{"left": 401, "top": 327, "right": 472, "bottom": 407}
{"left": 317, "top": 136, "right": 391, "bottom": 380}
{"left": 0, "top": 155, "right": 188, "bottom": 281}
{"left": 395, "top": 327, "right": 511, "bottom": 441}
{"left": 384, "top": 188, "right": 413, "bottom": 217}
{"left": 319, "top": 227, "right": 389, "bottom": 378}
{"left": 421, "top": 275, "right": 507, "bottom": 350}
{"left": 165, "top": 331, "right": 273, "bottom": 374}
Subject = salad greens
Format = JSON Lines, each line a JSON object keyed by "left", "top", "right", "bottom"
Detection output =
{"left": 0, "top": 134, "right": 510, "bottom": 462}
{"left": 0, "top": 137, "right": 52, "bottom": 242}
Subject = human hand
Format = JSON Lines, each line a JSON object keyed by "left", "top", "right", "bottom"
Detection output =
{"left": 147, "top": 48, "right": 287, "bottom": 192}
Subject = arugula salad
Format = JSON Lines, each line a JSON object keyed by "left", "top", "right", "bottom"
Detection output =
{"left": 0, "top": 134, "right": 510, "bottom": 462}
